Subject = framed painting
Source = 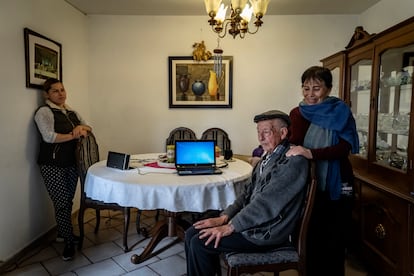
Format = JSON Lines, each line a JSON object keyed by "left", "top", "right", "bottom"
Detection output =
{"left": 168, "top": 56, "right": 233, "bottom": 108}
{"left": 24, "top": 28, "right": 62, "bottom": 89}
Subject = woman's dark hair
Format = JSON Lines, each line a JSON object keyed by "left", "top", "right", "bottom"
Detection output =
{"left": 301, "top": 66, "right": 333, "bottom": 89}
{"left": 43, "top": 78, "right": 61, "bottom": 92}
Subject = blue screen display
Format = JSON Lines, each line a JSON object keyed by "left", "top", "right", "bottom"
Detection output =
{"left": 175, "top": 140, "right": 215, "bottom": 165}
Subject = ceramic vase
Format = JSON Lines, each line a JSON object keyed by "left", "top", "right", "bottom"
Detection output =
{"left": 178, "top": 75, "right": 189, "bottom": 92}
{"left": 192, "top": 80, "right": 205, "bottom": 96}
{"left": 208, "top": 70, "right": 218, "bottom": 97}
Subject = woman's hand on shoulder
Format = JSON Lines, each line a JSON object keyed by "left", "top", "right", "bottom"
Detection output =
{"left": 286, "top": 145, "right": 313, "bottom": 159}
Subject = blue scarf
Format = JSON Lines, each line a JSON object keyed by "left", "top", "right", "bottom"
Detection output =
{"left": 300, "top": 97, "right": 359, "bottom": 200}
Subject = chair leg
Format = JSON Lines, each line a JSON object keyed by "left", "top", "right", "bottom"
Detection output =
{"left": 136, "top": 209, "right": 141, "bottom": 234}
{"left": 77, "top": 205, "right": 85, "bottom": 250}
{"left": 123, "top": 207, "right": 131, "bottom": 252}
{"left": 155, "top": 209, "right": 160, "bottom": 222}
{"left": 136, "top": 209, "right": 149, "bottom": 238}
{"left": 227, "top": 267, "right": 237, "bottom": 276}
{"left": 94, "top": 209, "right": 100, "bottom": 233}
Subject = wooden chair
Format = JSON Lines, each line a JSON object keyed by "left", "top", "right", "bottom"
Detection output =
{"left": 76, "top": 131, "right": 132, "bottom": 252}
{"left": 224, "top": 161, "right": 317, "bottom": 276}
{"left": 165, "top": 127, "right": 197, "bottom": 147}
{"left": 201, "top": 127, "right": 231, "bottom": 151}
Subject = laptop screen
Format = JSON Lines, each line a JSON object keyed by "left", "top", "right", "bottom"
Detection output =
{"left": 175, "top": 140, "right": 216, "bottom": 167}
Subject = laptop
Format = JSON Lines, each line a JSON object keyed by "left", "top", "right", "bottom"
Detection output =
{"left": 175, "top": 140, "right": 222, "bottom": 176}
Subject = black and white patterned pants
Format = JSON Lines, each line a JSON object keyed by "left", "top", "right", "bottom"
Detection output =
{"left": 40, "top": 165, "right": 78, "bottom": 243}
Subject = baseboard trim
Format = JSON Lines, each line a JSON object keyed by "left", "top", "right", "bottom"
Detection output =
{"left": 0, "top": 210, "right": 80, "bottom": 274}
{"left": 0, "top": 227, "right": 56, "bottom": 274}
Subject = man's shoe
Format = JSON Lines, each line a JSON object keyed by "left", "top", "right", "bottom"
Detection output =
{"left": 62, "top": 243, "right": 75, "bottom": 261}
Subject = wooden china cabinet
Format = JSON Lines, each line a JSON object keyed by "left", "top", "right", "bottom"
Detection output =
{"left": 321, "top": 17, "right": 414, "bottom": 276}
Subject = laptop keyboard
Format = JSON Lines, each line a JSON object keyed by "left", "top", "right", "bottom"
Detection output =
{"left": 177, "top": 168, "right": 222, "bottom": 175}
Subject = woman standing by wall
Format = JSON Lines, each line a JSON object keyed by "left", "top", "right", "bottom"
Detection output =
{"left": 286, "top": 66, "right": 359, "bottom": 275}
{"left": 34, "top": 78, "right": 92, "bottom": 261}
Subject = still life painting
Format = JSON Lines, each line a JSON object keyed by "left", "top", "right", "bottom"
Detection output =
{"left": 168, "top": 56, "right": 233, "bottom": 108}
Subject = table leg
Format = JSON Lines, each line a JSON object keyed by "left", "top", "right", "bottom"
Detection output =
{"left": 130, "top": 211, "right": 186, "bottom": 264}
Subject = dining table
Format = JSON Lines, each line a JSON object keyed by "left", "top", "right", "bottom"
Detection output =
{"left": 84, "top": 153, "right": 252, "bottom": 264}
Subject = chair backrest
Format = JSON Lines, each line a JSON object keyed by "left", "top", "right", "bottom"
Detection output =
{"left": 295, "top": 161, "right": 317, "bottom": 270}
{"left": 201, "top": 127, "right": 231, "bottom": 151}
{"left": 165, "top": 127, "right": 197, "bottom": 148}
{"left": 76, "top": 131, "right": 100, "bottom": 198}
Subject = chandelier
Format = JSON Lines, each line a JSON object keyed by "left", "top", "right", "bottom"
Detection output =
{"left": 204, "top": 0, "right": 270, "bottom": 39}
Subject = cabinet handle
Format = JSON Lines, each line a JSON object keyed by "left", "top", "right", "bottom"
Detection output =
{"left": 375, "top": 223, "right": 386, "bottom": 239}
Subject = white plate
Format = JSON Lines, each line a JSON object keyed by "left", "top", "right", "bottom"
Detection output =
{"left": 157, "top": 160, "right": 176, "bottom": 168}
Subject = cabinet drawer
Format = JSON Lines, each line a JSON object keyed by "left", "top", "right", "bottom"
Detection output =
{"left": 360, "top": 184, "right": 409, "bottom": 275}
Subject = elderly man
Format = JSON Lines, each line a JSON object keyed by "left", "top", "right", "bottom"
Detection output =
{"left": 185, "top": 110, "right": 309, "bottom": 276}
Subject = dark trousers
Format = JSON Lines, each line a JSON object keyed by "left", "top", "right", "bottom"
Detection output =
{"left": 185, "top": 226, "right": 275, "bottom": 276}
{"left": 40, "top": 165, "right": 78, "bottom": 243}
{"left": 306, "top": 190, "right": 353, "bottom": 276}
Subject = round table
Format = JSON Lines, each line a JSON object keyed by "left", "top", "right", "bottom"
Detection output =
{"left": 84, "top": 153, "right": 252, "bottom": 263}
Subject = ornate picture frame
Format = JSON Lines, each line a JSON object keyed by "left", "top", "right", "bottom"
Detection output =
{"left": 168, "top": 56, "right": 233, "bottom": 108}
{"left": 24, "top": 28, "right": 62, "bottom": 89}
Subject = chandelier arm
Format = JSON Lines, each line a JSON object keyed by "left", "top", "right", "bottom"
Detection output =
{"left": 246, "top": 26, "right": 260, "bottom": 34}
{"left": 218, "top": 32, "right": 227, "bottom": 39}
{"left": 220, "top": 20, "right": 233, "bottom": 38}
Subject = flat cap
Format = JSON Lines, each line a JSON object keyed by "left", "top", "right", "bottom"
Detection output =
{"left": 253, "top": 110, "right": 291, "bottom": 126}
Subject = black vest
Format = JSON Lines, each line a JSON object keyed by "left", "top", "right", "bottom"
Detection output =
{"left": 37, "top": 105, "right": 81, "bottom": 167}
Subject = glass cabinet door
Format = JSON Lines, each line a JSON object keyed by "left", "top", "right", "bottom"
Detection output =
{"left": 321, "top": 52, "right": 344, "bottom": 99}
{"left": 350, "top": 60, "right": 372, "bottom": 158}
{"left": 376, "top": 44, "right": 414, "bottom": 171}
{"left": 330, "top": 67, "right": 340, "bottom": 98}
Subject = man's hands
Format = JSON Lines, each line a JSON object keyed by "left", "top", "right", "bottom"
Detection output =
{"left": 199, "top": 223, "right": 234, "bottom": 248}
{"left": 193, "top": 216, "right": 227, "bottom": 229}
{"left": 193, "top": 215, "right": 234, "bottom": 248}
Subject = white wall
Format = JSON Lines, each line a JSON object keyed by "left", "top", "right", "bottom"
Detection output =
{"left": 0, "top": 0, "right": 413, "bottom": 264}
{"left": 87, "top": 15, "right": 358, "bottom": 157}
{"left": 0, "top": 0, "right": 89, "bottom": 262}
{"left": 359, "top": 0, "right": 414, "bottom": 33}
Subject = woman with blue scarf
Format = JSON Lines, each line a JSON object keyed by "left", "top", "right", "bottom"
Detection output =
{"left": 286, "top": 66, "right": 359, "bottom": 276}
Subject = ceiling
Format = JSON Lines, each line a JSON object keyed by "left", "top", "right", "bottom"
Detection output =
{"left": 64, "top": 0, "right": 380, "bottom": 16}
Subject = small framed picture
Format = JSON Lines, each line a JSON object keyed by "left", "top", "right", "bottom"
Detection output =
{"left": 24, "top": 28, "right": 62, "bottom": 89}
{"left": 168, "top": 56, "right": 233, "bottom": 108}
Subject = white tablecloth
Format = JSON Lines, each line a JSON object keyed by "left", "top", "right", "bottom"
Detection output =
{"left": 84, "top": 153, "right": 252, "bottom": 212}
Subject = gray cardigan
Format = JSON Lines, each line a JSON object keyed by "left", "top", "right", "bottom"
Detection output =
{"left": 222, "top": 139, "right": 309, "bottom": 246}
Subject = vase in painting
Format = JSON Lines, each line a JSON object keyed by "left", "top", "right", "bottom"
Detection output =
{"left": 192, "top": 80, "right": 205, "bottom": 96}
{"left": 178, "top": 75, "right": 190, "bottom": 92}
{"left": 208, "top": 70, "right": 218, "bottom": 97}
